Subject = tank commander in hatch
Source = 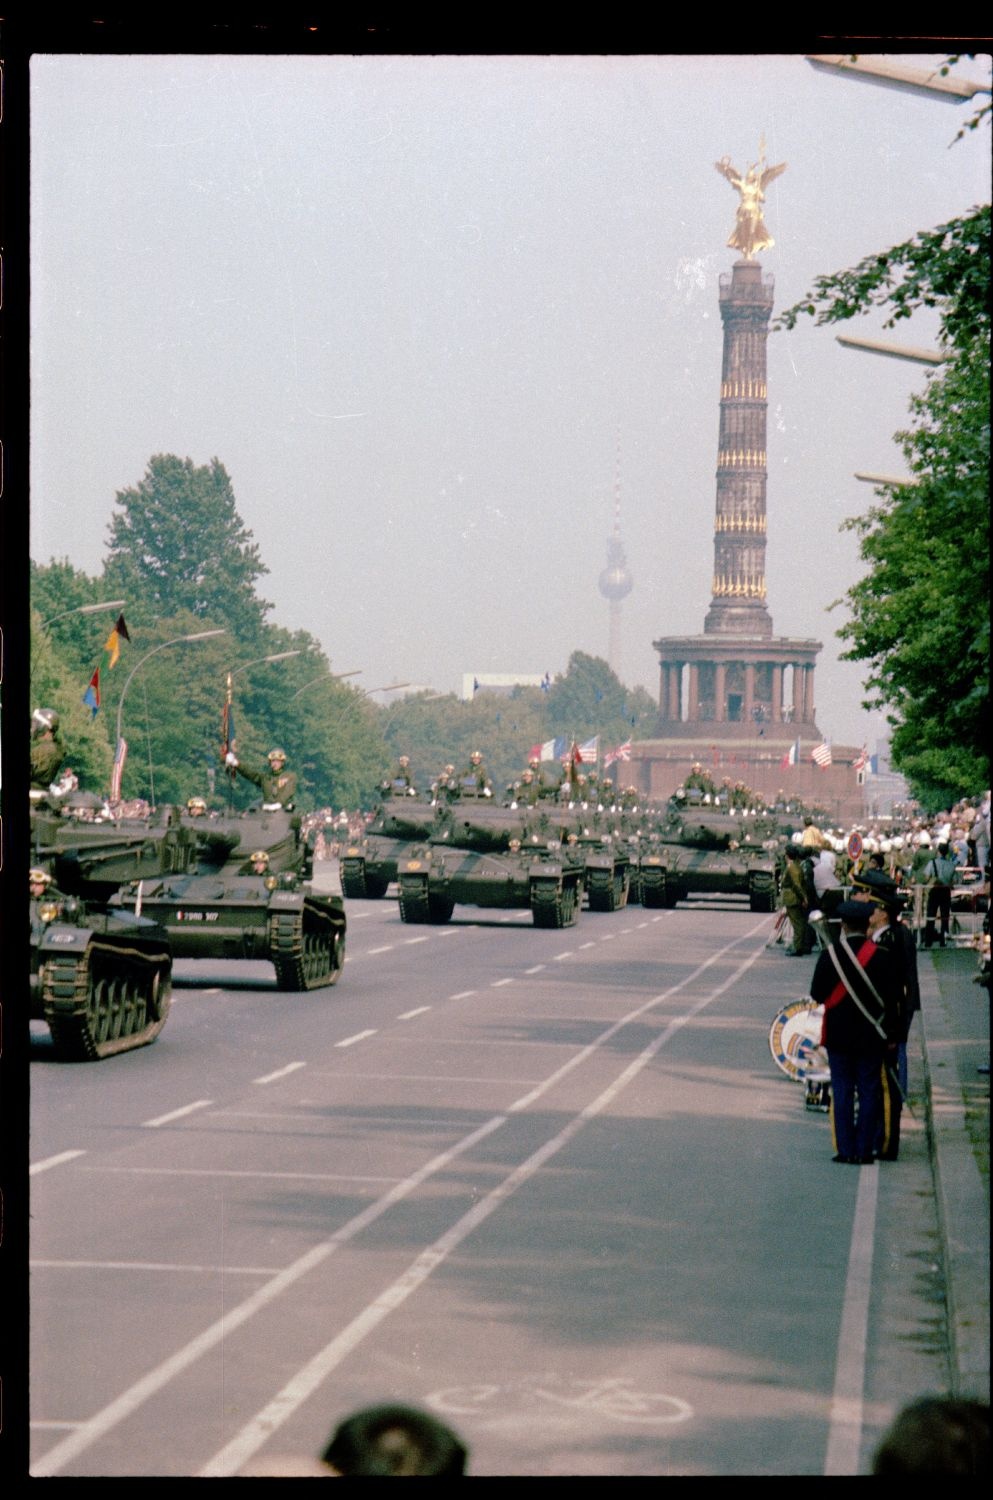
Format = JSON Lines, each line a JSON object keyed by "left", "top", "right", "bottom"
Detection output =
{"left": 225, "top": 745, "right": 297, "bottom": 810}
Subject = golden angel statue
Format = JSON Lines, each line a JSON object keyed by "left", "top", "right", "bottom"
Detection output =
{"left": 714, "top": 138, "right": 787, "bottom": 260}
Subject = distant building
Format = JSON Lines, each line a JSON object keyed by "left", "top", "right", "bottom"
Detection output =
{"left": 461, "top": 673, "right": 547, "bottom": 702}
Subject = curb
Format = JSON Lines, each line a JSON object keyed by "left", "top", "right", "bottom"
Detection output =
{"left": 917, "top": 950, "right": 990, "bottom": 1399}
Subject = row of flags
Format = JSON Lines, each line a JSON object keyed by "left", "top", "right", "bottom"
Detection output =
{"left": 526, "top": 735, "right": 632, "bottom": 769}
{"left": 82, "top": 613, "right": 130, "bottom": 717}
{"left": 779, "top": 738, "right": 848, "bottom": 770}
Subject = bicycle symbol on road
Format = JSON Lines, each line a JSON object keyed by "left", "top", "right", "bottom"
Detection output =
{"left": 427, "top": 1375, "right": 693, "bottom": 1425}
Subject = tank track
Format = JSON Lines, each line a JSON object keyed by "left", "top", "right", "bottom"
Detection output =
{"left": 639, "top": 868, "right": 667, "bottom": 908}
{"left": 268, "top": 898, "right": 346, "bottom": 990}
{"left": 748, "top": 874, "right": 778, "bottom": 913}
{"left": 340, "top": 859, "right": 369, "bottom": 899}
{"left": 398, "top": 875, "right": 430, "bottom": 923}
{"left": 42, "top": 937, "right": 172, "bottom": 1061}
{"left": 530, "top": 877, "right": 579, "bottom": 928}
{"left": 586, "top": 866, "right": 629, "bottom": 912}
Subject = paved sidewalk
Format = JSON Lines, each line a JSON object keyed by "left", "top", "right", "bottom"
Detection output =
{"left": 916, "top": 945, "right": 990, "bottom": 1399}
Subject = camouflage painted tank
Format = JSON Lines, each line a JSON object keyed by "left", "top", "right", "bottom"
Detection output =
{"left": 339, "top": 787, "right": 437, "bottom": 900}
{"left": 648, "top": 793, "right": 780, "bottom": 911}
{"left": 110, "top": 805, "right": 346, "bottom": 990}
{"left": 29, "top": 798, "right": 193, "bottom": 1060}
{"left": 396, "top": 791, "right": 584, "bottom": 928}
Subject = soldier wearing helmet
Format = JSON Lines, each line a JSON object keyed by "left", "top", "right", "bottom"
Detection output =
{"left": 225, "top": 745, "right": 297, "bottom": 809}
{"left": 31, "top": 707, "right": 66, "bottom": 790}
{"left": 684, "top": 761, "right": 715, "bottom": 795}
{"left": 459, "top": 750, "right": 492, "bottom": 795}
{"left": 29, "top": 866, "right": 53, "bottom": 900}
{"left": 186, "top": 795, "right": 208, "bottom": 818}
{"left": 249, "top": 849, "right": 271, "bottom": 876}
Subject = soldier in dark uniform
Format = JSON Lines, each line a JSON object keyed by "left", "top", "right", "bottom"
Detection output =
{"left": 31, "top": 707, "right": 66, "bottom": 790}
{"left": 851, "top": 866, "right": 920, "bottom": 1160}
{"left": 226, "top": 746, "right": 298, "bottom": 809}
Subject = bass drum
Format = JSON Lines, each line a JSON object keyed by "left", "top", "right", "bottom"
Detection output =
{"left": 769, "top": 998, "right": 829, "bottom": 1083}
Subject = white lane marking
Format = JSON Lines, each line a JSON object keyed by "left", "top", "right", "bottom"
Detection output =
{"left": 203, "top": 988, "right": 222, "bottom": 995}
{"left": 368, "top": 945, "right": 394, "bottom": 955}
{"left": 404, "top": 936, "right": 430, "bottom": 946}
{"left": 491, "top": 978, "right": 514, "bottom": 988}
{"left": 435, "top": 929, "right": 459, "bottom": 938}
{"left": 86, "top": 1168, "right": 400, "bottom": 1182}
{"left": 31, "top": 1115, "right": 507, "bottom": 1477}
{"left": 824, "top": 1167, "right": 880, "bottom": 1475}
{"left": 600, "top": 933, "right": 616, "bottom": 942}
{"left": 652, "top": 915, "right": 663, "bottom": 922}
{"left": 637, "top": 922, "right": 649, "bottom": 929}
{"left": 579, "top": 942, "right": 596, "bottom": 950}
{"left": 30, "top": 1150, "right": 85, "bottom": 1176}
{"left": 552, "top": 951, "right": 572, "bottom": 962}
{"left": 30, "top": 1422, "right": 84, "bottom": 1432}
{"left": 449, "top": 990, "right": 476, "bottom": 1000}
{"left": 509, "top": 920, "right": 770, "bottom": 1114}
{"left": 336, "top": 1030, "right": 377, "bottom": 1048}
{"left": 397, "top": 1006, "right": 431, "bottom": 1020}
{"left": 31, "top": 1259, "right": 281, "bottom": 1275}
{"left": 198, "top": 936, "right": 765, "bottom": 1479}
{"left": 524, "top": 965, "right": 546, "bottom": 975}
{"left": 349, "top": 911, "right": 372, "bottom": 919}
{"left": 254, "top": 1062, "right": 306, "bottom": 1085}
{"left": 142, "top": 1100, "right": 212, "bottom": 1129}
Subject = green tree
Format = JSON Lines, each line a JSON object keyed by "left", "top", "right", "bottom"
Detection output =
{"left": 103, "top": 455, "right": 271, "bottom": 640}
{"left": 29, "top": 609, "right": 114, "bottom": 791}
{"left": 778, "top": 204, "right": 990, "bottom": 808}
{"left": 546, "top": 652, "right": 657, "bottom": 752}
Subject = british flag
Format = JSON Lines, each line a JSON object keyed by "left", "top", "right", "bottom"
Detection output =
{"left": 604, "top": 739, "right": 632, "bottom": 769}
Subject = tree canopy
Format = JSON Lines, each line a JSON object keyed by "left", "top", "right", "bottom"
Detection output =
{"left": 103, "top": 455, "right": 271, "bottom": 639}
{"left": 778, "top": 203, "right": 990, "bottom": 809}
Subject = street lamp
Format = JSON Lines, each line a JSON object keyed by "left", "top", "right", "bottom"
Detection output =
{"left": 835, "top": 334, "right": 945, "bottom": 366}
{"left": 361, "top": 682, "right": 412, "bottom": 697}
{"left": 805, "top": 54, "right": 991, "bottom": 102}
{"left": 41, "top": 598, "right": 126, "bottom": 629}
{"left": 115, "top": 629, "right": 227, "bottom": 752}
{"left": 289, "top": 669, "right": 363, "bottom": 703}
{"left": 229, "top": 649, "right": 303, "bottom": 681}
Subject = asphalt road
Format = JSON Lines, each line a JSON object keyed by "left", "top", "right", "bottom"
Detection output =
{"left": 28, "top": 880, "right": 954, "bottom": 1477}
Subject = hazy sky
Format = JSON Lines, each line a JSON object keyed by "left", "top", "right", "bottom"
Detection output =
{"left": 30, "top": 50, "right": 991, "bottom": 747}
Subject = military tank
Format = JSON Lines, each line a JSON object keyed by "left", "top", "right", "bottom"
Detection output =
{"left": 29, "top": 797, "right": 192, "bottom": 1060}
{"left": 647, "top": 793, "right": 780, "bottom": 911}
{"left": 396, "top": 791, "right": 584, "bottom": 928}
{"left": 110, "top": 805, "right": 346, "bottom": 989}
{"left": 339, "top": 786, "right": 437, "bottom": 900}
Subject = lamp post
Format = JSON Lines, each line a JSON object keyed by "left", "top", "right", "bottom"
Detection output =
{"left": 289, "top": 669, "right": 363, "bottom": 704}
{"left": 229, "top": 649, "right": 303, "bottom": 680}
{"left": 114, "top": 631, "right": 226, "bottom": 797}
{"left": 360, "top": 682, "right": 412, "bottom": 698}
{"left": 41, "top": 598, "right": 126, "bottom": 629}
{"left": 805, "top": 54, "right": 990, "bottom": 102}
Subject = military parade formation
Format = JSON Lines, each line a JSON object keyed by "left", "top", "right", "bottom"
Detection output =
{"left": 30, "top": 706, "right": 988, "bottom": 1079}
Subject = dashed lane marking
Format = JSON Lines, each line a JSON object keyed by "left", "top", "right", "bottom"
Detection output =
{"left": 524, "top": 965, "right": 545, "bottom": 975}
{"left": 398, "top": 1007, "right": 431, "bottom": 1020}
{"left": 449, "top": 990, "right": 477, "bottom": 1000}
{"left": 30, "top": 1150, "right": 86, "bottom": 1176}
{"left": 254, "top": 1062, "right": 306, "bottom": 1085}
{"left": 336, "top": 1030, "right": 378, "bottom": 1048}
{"left": 142, "top": 1100, "right": 212, "bottom": 1129}
{"left": 491, "top": 978, "right": 514, "bottom": 987}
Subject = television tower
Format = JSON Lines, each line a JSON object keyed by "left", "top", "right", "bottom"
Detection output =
{"left": 598, "top": 440, "right": 633, "bottom": 678}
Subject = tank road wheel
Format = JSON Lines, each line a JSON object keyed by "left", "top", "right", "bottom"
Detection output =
{"left": 640, "top": 870, "right": 665, "bottom": 908}
{"left": 560, "top": 880, "right": 579, "bottom": 927}
{"left": 531, "top": 877, "right": 579, "bottom": 928}
{"left": 43, "top": 941, "right": 173, "bottom": 1061}
{"left": 398, "top": 876, "right": 430, "bottom": 924}
{"left": 271, "top": 901, "right": 345, "bottom": 990}
{"left": 364, "top": 873, "right": 390, "bottom": 900}
{"left": 428, "top": 893, "right": 455, "bottom": 924}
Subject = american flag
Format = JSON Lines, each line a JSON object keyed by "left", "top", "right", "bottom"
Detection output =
{"left": 604, "top": 739, "right": 631, "bottom": 768}
{"left": 811, "top": 741, "right": 832, "bottom": 768}
{"left": 110, "top": 736, "right": 128, "bottom": 802}
{"left": 577, "top": 736, "right": 599, "bottom": 763}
